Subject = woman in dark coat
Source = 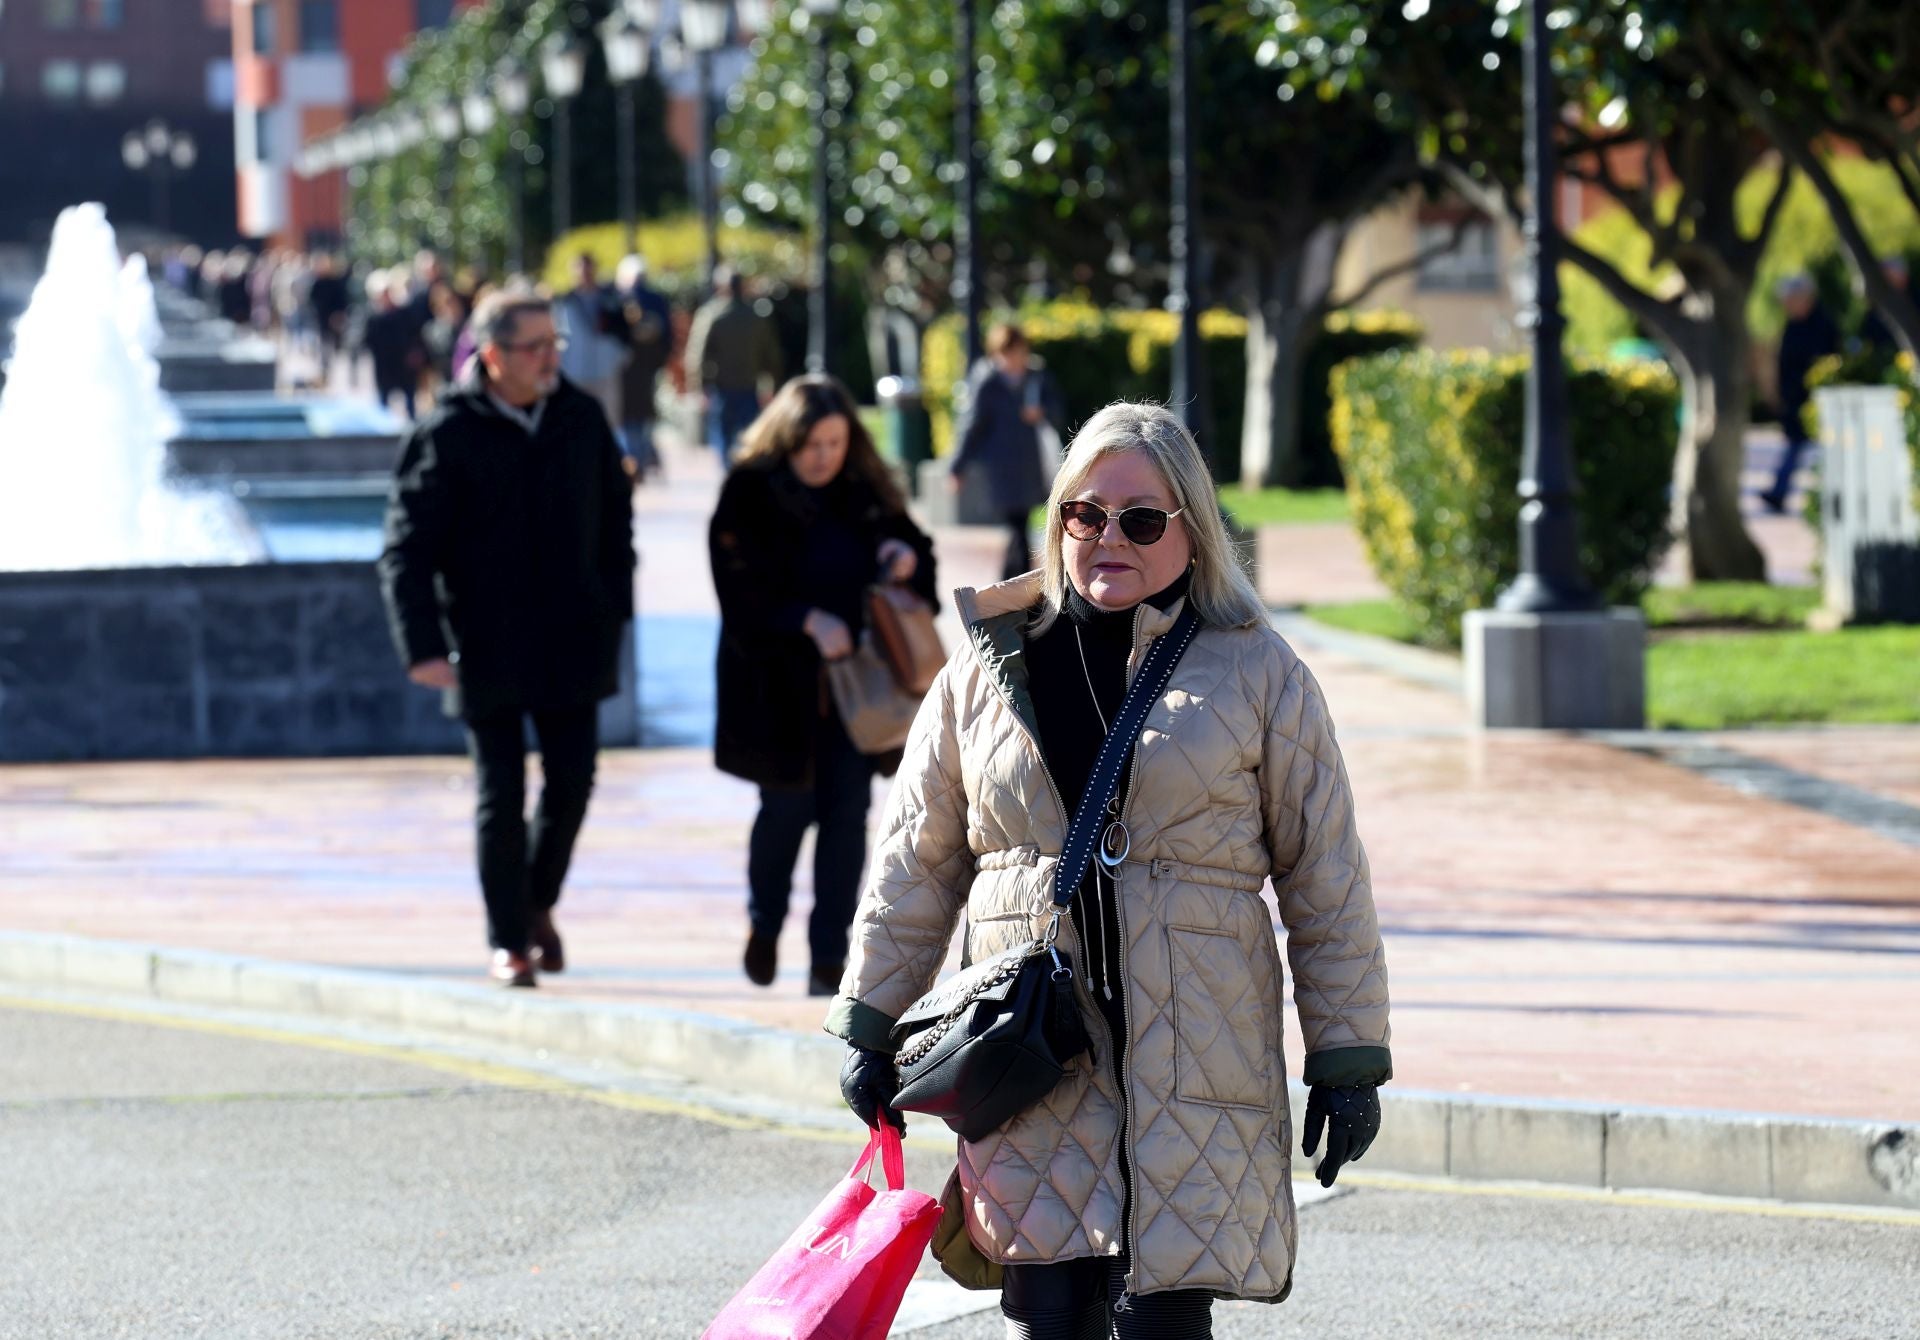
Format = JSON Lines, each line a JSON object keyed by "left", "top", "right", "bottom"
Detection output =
{"left": 948, "top": 322, "right": 1068, "bottom": 580}
{"left": 709, "top": 375, "right": 939, "bottom": 996}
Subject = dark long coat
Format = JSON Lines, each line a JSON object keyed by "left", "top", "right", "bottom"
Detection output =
{"left": 708, "top": 460, "right": 937, "bottom": 789}
{"left": 379, "top": 377, "right": 636, "bottom": 720}
{"left": 950, "top": 358, "right": 1068, "bottom": 514}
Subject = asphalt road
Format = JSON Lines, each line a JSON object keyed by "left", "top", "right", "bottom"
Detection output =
{"left": 3, "top": 995, "right": 1916, "bottom": 1340}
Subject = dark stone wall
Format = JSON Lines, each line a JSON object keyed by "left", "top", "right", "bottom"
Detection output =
{"left": 0, "top": 562, "right": 639, "bottom": 762}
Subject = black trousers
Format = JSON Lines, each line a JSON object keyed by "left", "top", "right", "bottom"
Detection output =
{"left": 1004, "top": 508, "right": 1035, "bottom": 580}
{"left": 1002, "top": 1253, "right": 1213, "bottom": 1339}
{"left": 464, "top": 703, "right": 600, "bottom": 954}
{"left": 746, "top": 709, "right": 874, "bottom": 970}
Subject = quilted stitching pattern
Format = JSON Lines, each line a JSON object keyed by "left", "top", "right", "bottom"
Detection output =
{"left": 833, "top": 606, "right": 1389, "bottom": 1301}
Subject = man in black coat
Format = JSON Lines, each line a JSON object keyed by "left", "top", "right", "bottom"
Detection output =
{"left": 1763, "top": 274, "right": 1840, "bottom": 514}
{"left": 380, "top": 288, "right": 636, "bottom": 988}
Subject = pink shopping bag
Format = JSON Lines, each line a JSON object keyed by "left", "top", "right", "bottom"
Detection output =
{"left": 703, "top": 1125, "right": 942, "bottom": 1340}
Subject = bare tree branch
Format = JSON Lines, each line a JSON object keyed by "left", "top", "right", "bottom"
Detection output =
{"left": 1325, "top": 214, "right": 1473, "bottom": 310}
{"left": 1561, "top": 232, "right": 1688, "bottom": 348}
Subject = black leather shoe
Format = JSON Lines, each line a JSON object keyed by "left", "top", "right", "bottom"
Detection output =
{"left": 744, "top": 930, "right": 778, "bottom": 987}
{"left": 531, "top": 908, "right": 565, "bottom": 974}
{"left": 808, "top": 963, "right": 844, "bottom": 998}
{"left": 489, "top": 949, "right": 536, "bottom": 989}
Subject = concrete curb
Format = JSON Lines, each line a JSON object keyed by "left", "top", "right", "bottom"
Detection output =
{"left": 4, "top": 931, "right": 1914, "bottom": 1211}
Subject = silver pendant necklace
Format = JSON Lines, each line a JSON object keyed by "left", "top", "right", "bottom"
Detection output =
{"left": 1074, "top": 624, "right": 1132, "bottom": 868}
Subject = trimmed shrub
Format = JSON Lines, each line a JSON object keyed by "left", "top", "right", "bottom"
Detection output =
{"left": 1332, "top": 350, "right": 1680, "bottom": 647}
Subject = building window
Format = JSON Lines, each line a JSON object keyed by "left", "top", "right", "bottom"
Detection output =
{"left": 92, "top": 0, "right": 123, "bottom": 28}
{"left": 83, "top": 59, "right": 125, "bottom": 102}
{"left": 415, "top": 0, "right": 454, "bottom": 29}
{"left": 298, "top": 0, "right": 338, "bottom": 52}
{"left": 43, "top": 0, "right": 79, "bottom": 30}
{"left": 250, "top": 0, "right": 276, "bottom": 55}
{"left": 253, "top": 107, "right": 273, "bottom": 163}
{"left": 1415, "top": 212, "right": 1504, "bottom": 294}
{"left": 41, "top": 60, "right": 81, "bottom": 99}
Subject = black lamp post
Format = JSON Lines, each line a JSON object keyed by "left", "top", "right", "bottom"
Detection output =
{"left": 1495, "top": 0, "right": 1595, "bottom": 613}
{"left": 604, "top": 4, "right": 657, "bottom": 257}
{"left": 953, "top": 0, "right": 983, "bottom": 368}
{"left": 803, "top": 0, "right": 840, "bottom": 374}
{"left": 428, "top": 98, "right": 463, "bottom": 265}
{"left": 122, "top": 119, "right": 196, "bottom": 235}
{"left": 542, "top": 30, "right": 587, "bottom": 246}
{"left": 681, "top": 0, "right": 728, "bottom": 285}
{"left": 496, "top": 57, "right": 531, "bottom": 274}
{"left": 1167, "top": 0, "right": 1202, "bottom": 435}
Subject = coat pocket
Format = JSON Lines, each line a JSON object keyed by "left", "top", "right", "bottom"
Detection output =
{"left": 1168, "top": 926, "right": 1272, "bottom": 1111}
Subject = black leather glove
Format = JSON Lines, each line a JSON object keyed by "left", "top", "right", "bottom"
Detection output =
{"left": 839, "top": 1046, "right": 906, "bottom": 1132}
{"left": 1302, "top": 1083, "right": 1380, "bottom": 1188}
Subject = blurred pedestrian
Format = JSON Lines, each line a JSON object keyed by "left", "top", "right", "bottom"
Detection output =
{"left": 308, "top": 252, "right": 351, "bottom": 384}
{"left": 555, "top": 253, "right": 631, "bottom": 429}
{"left": 1762, "top": 274, "right": 1839, "bottom": 515}
{"left": 829, "top": 402, "right": 1391, "bottom": 1334}
{"left": 685, "top": 265, "right": 783, "bottom": 468}
{"left": 616, "top": 253, "right": 672, "bottom": 482}
{"left": 379, "top": 288, "right": 636, "bottom": 989}
{"left": 709, "top": 375, "right": 937, "bottom": 997}
{"left": 420, "top": 280, "right": 471, "bottom": 406}
{"left": 361, "top": 270, "right": 424, "bottom": 420}
{"left": 949, "top": 322, "right": 1067, "bottom": 579}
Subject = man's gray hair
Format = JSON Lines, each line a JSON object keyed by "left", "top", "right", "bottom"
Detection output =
{"left": 470, "top": 286, "right": 552, "bottom": 351}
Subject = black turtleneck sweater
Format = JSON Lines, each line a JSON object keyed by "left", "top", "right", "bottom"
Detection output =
{"left": 1024, "top": 568, "right": 1192, "bottom": 1032}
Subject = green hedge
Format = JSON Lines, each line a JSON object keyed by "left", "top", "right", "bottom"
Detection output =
{"left": 922, "top": 302, "right": 1420, "bottom": 484}
{"left": 1332, "top": 350, "right": 1680, "bottom": 647}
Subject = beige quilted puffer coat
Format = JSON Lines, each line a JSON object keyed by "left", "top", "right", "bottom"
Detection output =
{"left": 826, "top": 574, "right": 1391, "bottom": 1304}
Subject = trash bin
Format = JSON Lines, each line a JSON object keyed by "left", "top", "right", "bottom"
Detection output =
{"left": 876, "top": 375, "right": 932, "bottom": 496}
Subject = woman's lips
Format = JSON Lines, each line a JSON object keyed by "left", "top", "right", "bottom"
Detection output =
{"left": 1093, "top": 562, "right": 1132, "bottom": 572}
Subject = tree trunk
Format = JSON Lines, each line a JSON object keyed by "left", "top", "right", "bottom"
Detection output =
{"left": 1665, "top": 309, "right": 1766, "bottom": 583}
{"left": 1238, "top": 227, "right": 1339, "bottom": 489}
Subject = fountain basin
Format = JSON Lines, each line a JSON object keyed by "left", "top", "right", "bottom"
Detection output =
{"left": 0, "top": 560, "right": 639, "bottom": 762}
{"left": 156, "top": 328, "right": 279, "bottom": 393}
{"left": 167, "top": 393, "right": 402, "bottom": 481}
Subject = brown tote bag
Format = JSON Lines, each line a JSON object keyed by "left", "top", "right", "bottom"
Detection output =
{"left": 826, "top": 637, "right": 922, "bottom": 754}
{"left": 866, "top": 583, "right": 944, "bottom": 695}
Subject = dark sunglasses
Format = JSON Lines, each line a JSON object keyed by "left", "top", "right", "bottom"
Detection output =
{"left": 1059, "top": 499, "right": 1187, "bottom": 546}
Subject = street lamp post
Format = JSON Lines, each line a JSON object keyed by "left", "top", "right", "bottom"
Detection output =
{"left": 1495, "top": 0, "right": 1594, "bottom": 614}
{"left": 603, "top": 4, "right": 657, "bottom": 257}
{"left": 496, "top": 57, "right": 531, "bottom": 274}
{"left": 428, "top": 98, "right": 463, "bottom": 265}
{"left": 1462, "top": 0, "right": 1639, "bottom": 731}
{"left": 954, "top": 0, "right": 982, "bottom": 368}
{"left": 542, "top": 30, "right": 587, "bottom": 247}
{"left": 681, "top": 0, "right": 729, "bottom": 285}
{"left": 122, "top": 119, "right": 196, "bottom": 235}
{"left": 804, "top": 0, "right": 839, "bottom": 374}
{"left": 1167, "top": 0, "right": 1202, "bottom": 435}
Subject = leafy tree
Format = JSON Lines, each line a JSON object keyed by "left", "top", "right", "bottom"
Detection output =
{"left": 1679, "top": 4, "right": 1920, "bottom": 360}
{"left": 725, "top": 0, "right": 1436, "bottom": 485}
{"left": 1257, "top": 0, "right": 1798, "bottom": 581}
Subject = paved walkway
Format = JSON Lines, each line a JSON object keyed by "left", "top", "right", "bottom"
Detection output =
{"left": 4, "top": 431, "right": 1917, "bottom": 1126}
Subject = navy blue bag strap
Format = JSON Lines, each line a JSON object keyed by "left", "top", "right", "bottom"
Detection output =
{"left": 1051, "top": 603, "right": 1201, "bottom": 910}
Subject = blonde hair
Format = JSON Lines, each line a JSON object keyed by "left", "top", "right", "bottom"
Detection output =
{"left": 1031, "top": 402, "right": 1264, "bottom": 635}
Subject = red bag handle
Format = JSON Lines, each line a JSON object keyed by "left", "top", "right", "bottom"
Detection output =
{"left": 848, "top": 1124, "right": 908, "bottom": 1191}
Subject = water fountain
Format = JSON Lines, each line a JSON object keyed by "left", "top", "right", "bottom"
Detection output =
{"left": 0, "top": 204, "right": 639, "bottom": 761}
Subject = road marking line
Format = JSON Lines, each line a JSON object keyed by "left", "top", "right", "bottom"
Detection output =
{"left": 1334, "top": 1168, "right": 1920, "bottom": 1228}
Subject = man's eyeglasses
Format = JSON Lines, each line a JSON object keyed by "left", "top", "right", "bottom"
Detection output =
{"left": 1058, "top": 499, "right": 1187, "bottom": 546}
{"left": 499, "top": 336, "right": 568, "bottom": 355}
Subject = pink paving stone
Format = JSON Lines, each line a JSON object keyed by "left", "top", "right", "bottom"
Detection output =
{"left": 3, "top": 431, "right": 1916, "bottom": 1125}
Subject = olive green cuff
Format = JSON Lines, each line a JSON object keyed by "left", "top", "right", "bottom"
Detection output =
{"left": 1303, "top": 1045, "right": 1393, "bottom": 1088}
{"left": 824, "top": 994, "right": 900, "bottom": 1054}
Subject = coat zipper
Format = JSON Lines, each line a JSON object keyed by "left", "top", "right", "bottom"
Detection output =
{"left": 1110, "top": 604, "right": 1148, "bottom": 1312}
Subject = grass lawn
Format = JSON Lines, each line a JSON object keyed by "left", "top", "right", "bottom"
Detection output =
{"left": 1647, "top": 626, "right": 1920, "bottom": 729}
{"left": 1302, "top": 586, "right": 1920, "bottom": 729}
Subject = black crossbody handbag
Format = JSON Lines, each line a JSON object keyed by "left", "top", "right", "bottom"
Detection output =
{"left": 888, "top": 605, "right": 1202, "bottom": 1141}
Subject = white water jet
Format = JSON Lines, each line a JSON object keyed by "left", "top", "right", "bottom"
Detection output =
{"left": 0, "top": 203, "right": 251, "bottom": 570}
